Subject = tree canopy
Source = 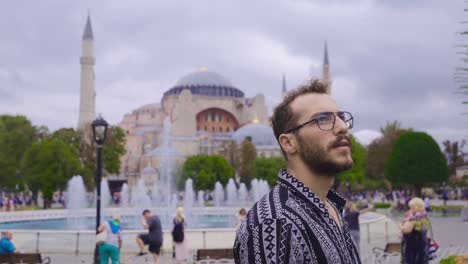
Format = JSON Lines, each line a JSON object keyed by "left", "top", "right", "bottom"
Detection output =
{"left": 253, "top": 157, "right": 286, "bottom": 187}
{"left": 238, "top": 137, "right": 257, "bottom": 188}
{"left": 0, "top": 115, "right": 37, "bottom": 190}
{"left": 21, "top": 138, "right": 81, "bottom": 206}
{"left": 178, "top": 154, "right": 234, "bottom": 191}
{"left": 337, "top": 134, "right": 366, "bottom": 185}
{"left": 385, "top": 132, "right": 449, "bottom": 196}
{"left": 366, "top": 121, "right": 411, "bottom": 178}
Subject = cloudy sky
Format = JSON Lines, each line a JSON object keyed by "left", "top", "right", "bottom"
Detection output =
{"left": 0, "top": 0, "right": 466, "bottom": 145}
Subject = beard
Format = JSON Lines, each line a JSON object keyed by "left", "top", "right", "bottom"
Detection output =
{"left": 296, "top": 134, "right": 353, "bottom": 176}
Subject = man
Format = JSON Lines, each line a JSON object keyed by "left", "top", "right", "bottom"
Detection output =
{"left": 234, "top": 79, "right": 361, "bottom": 263}
{"left": 136, "top": 209, "right": 163, "bottom": 263}
{"left": 424, "top": 196, "right": 431, "bottom": 214}
{"left": 344, "top": 203, "right": 374, "bottom": 252}
{"left": 0, "top": 231, "right": 17, "bottom": 254}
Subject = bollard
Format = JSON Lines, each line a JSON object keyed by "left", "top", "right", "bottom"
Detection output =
{"left": 36, "top": 232, "right": 40, "bottom": 253}
{"left": 75, "top": 232, "right": 80, "bottom": 255}
{"left": 385, "top": 221, "right": 389, "bottom": 242}
{"left": 367, "top": 224, "right": 370, "bottom": 244}
{"left": 203, "top": 231, "right": 206, "bottom": 249}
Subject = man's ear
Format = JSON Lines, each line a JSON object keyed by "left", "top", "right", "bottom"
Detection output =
{"left": 279, "top": 133, "right": 297, "bottom": 155}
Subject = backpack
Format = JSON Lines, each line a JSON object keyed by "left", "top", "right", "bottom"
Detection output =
{"left": 172, "top": 218, "right": 184, "bottom": 242}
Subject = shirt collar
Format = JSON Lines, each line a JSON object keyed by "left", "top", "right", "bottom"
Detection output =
{"left": 277, "top": 169, "right": 347, "bottom": 213}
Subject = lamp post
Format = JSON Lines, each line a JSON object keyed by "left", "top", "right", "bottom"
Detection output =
{"left": 91, "top": 116, "right": 108, "bottom": 264}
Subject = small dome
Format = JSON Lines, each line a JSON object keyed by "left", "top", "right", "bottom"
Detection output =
{"left": 163, "top": 69, "right": 244, "bottom": 98}
{"left": 232, "top": 123, "right": 277, "bottom": 146}
{"left": 142, "top": 166, "right": 157, "bottom": 174}
{"left": 145, "top": 146, "right": 184, "bottom": 157}
{"left": 176, "top": 70, "right": 233, "bottom": 87}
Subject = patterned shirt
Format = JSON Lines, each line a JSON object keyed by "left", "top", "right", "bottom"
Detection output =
{"left": 234, "top": 169, "right": 361, "bottom": 264}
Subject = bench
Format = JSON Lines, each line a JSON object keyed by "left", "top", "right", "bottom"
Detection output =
{"left": 196, "top": 248, "right": 234, "bottom": 261}
{"left": 372, "top": 243, "right": 401, "bottom": 264}
{"left": 0, "top": 253, "right": 50, "bottom": 264}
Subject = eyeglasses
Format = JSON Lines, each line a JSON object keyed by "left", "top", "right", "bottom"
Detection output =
{"left": 285, "top": 111, "right": 354, "bottom": 133}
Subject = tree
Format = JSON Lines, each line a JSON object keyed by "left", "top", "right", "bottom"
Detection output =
{"left": 0, "top": 115, "right": 37, "bottom": 190}
{"left": 219, "top": 140, "right": 240, "bottom": 174}
{"left": 238, "top": 137, "right": 257, "bottom": 188}
{"left": 51, "top": 128, "right": 82, "bottom": 155}
{"left": 253, "top": 157, "right": 286, "bottom": 187}
{"left": 53, "top": 126, "right": 127, "bottom": 190}
{"left": 337, "top": 134, "right": 366, "bottom": 185}
{"left": 21, "top": 139, "right": 82, "bottom": 208}
{"left": 442, "top": 140, "right": 466, "bottom": 175}
{"left": 385, "top": 132, "right": 449, "bottom": 196}
{"left": 102, "top": 126, "right": 127, "bottom": 174}
{"left": 178, "top": 155, "right": 234, "bottom": 191}
{"left": 366, "top": 121, "right": 411, "bottom": 178}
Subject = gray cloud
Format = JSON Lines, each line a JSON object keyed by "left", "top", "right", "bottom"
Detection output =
{"left": 0, "top": 0, "right": 466, "bottom": 145}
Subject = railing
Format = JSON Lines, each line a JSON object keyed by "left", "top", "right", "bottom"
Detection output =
{"left": 2, "top": 214, "right": 393, "bottom": 255}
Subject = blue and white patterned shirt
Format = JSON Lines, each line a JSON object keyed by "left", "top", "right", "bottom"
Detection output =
{"left": 234, "top": 169, "right": 361, "bottom": 264}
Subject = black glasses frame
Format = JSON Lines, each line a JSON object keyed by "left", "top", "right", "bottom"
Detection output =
{"left": 284, "top": 111, "right": 353, "bottom": 133}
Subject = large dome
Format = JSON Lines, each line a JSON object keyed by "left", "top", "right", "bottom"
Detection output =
{"left": 163, "top": 69, "right": 244, "bottom": 98}
{"left": 232, "top": 122, "right": 277, "bottom": 146}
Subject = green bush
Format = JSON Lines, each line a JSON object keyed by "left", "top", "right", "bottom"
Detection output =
{"left": 430, "top": 205, "right": 464, "bottom": 211}
{"left": 439, "top": 256, "right": 455, "bottom": 264}
{"left": 373, "top": 202, "right": 392, "bottom": 209}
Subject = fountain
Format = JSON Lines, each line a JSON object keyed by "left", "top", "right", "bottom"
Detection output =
{"left": 214, "top": 182, "right": 224, "bottom": 206}
{"left": 250, "top": 179, "right": 270, "bottom": 203}
{"left": 100, "top": 178, "right": 111, "bottom": 208}
{"left": 66, "top": 175, "right": 87, "bottom": 229}
{"left": 120, "top": 183, "right": 129, "bottom": 208}
{"left": 197, "top": 190, "right": 205, "bottom": 207}
{"left": 158, "top": 117, "right": 176, "bottom": 206}
{"left": 226, "top": 178, "right": 237, "bottom": 206}
{"left": 238, "top": 183, "right": 248, "bottom": 205}
{"left": 130, "top": 179, "right": 152, "bottom": 212}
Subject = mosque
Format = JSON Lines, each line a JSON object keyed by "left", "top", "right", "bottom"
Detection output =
{"left": 77, "top": 15, "right": 332, "bottom": 187}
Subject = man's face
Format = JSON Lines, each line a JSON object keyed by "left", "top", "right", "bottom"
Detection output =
{"left": 289, "top": 93, "right": 353, "bottom": 175}
{"left": 5, "top": 232, "right": 12, "bottom": 240}
{"left": 143, "top": 212, "right": 151, "bottom": 219}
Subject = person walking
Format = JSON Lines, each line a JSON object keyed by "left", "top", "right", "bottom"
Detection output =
{"left": 344, "top": 203, "right": 373, "bottom": 252}
{"left": 172, "top": 207, "right": 188, "bottom": 263}
{"left": 400, "top": 197, "right": 431, "bottom": 264}
{"left": 136, "top": 209, "right": 163, "bottom": 264}
{"left": 234, "top": 79, "right": 360, "bottom": 263}
{"left": 97, "top": 214, "right": 122, "bottom": 264}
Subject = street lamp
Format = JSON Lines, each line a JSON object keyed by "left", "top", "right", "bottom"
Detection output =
{"left": 91, "top": 116, "right": 108, "bottom": 264}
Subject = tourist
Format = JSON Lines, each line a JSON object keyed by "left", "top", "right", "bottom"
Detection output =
{"left": 172, "top": 207, "right": 188, "bottom": 263}
{"left": 97, "top": 214, "right": 122, "bottom": 264}
{"left": 344, "top": 202, "right": 373, "bottom": 252}
{"left": 234, "top": 79, "right": 360, "bottom": 263}
{"left": 136, "top": 209, "right": 163, "bottom": 264}
{"left": 234, "top": 208, "right": 246, "bottom": 228}
{"left": 400, "top": 197, "right": 431, "bottom": 264}
{"left": 0, "top": 231, "right": 17, "bottom": 254}
{"left": 234, "top": 208, "right": 247, "bottom": 228}
{"left": 424, "top": 196, "right": 431, "bottom": 214}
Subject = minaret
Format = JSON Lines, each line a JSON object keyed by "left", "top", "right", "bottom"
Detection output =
{"left": 282, "top": 73, "right": 287, "bottom": 98}
{"left": 77, "top": 14, "right": 96, "bottom": 130}
{"left": 323, "top": 42, "right": 331, "bottom": 93}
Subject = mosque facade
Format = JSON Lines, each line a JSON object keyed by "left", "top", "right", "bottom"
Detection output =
{"left": 118, "top": 69, "right": 282, "bottom": 187}
{"left": 77, "top": 16, "right": 331, "bottom": 187}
